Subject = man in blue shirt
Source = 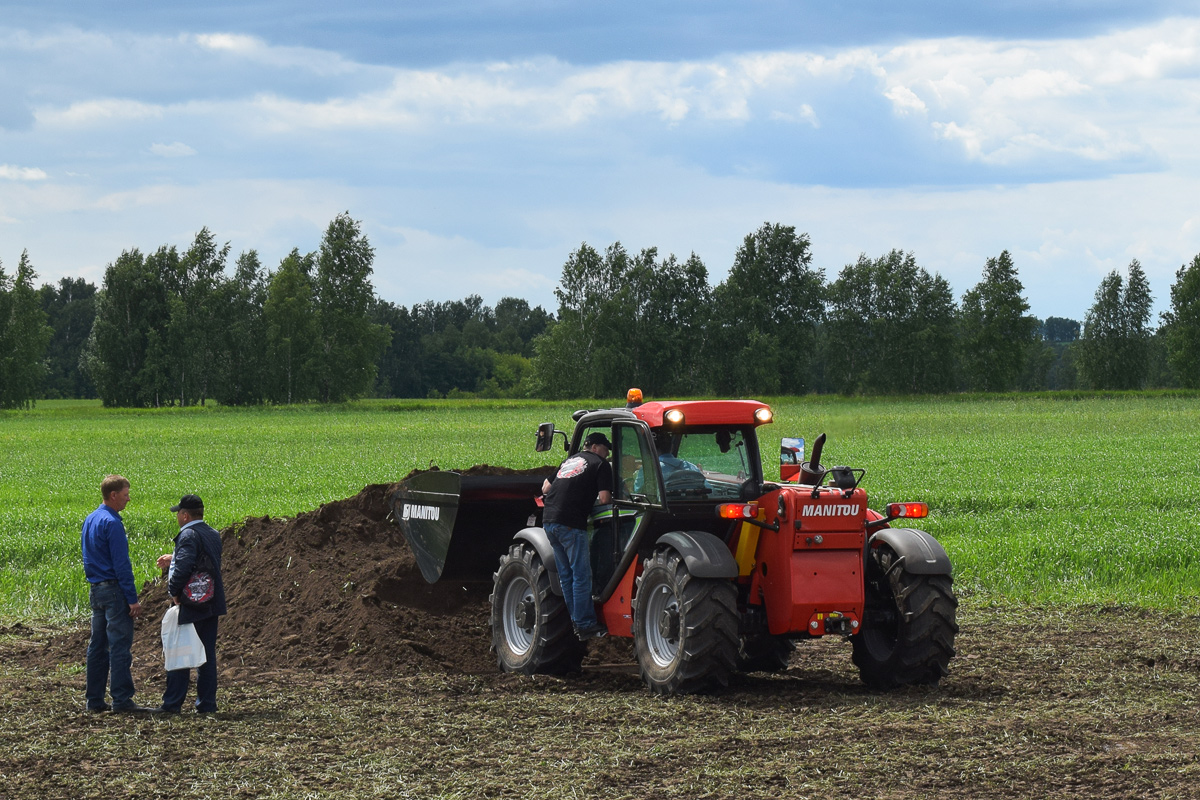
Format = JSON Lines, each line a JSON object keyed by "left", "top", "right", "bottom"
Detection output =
{"left": 81, "top": 474, "right": 151, "bottom": 713}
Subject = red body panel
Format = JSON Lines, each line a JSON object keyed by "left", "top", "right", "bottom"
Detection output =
{"left": 749, "top": 487, "right": 866, "bottom": 636}
{"left": 599, "top": 560, "right": 638, "bottom": 638}
{"left": 758, "top": 550, "right": 863, "bottom": 635}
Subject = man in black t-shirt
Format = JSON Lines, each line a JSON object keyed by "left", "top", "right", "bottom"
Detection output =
{"left": 541, "top": 431, "right": 614, "bottom": 640}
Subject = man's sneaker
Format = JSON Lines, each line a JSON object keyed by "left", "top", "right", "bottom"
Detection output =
{"left": 86, "top": 703, "right": 111, "bottom": 713}
{"left": 575, "top": 624, "right": 608, "bottom": 641}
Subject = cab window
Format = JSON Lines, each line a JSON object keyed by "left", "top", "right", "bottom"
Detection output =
{"left": 659, "top": 427, "right": 755, "bottom": 501}
{"left": 614, "top": 424, "right": 661, "bottom": 505}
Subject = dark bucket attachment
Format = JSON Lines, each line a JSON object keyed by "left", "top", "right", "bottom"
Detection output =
{"left": 390, "top": 470, "right": 547, "bottom": 584}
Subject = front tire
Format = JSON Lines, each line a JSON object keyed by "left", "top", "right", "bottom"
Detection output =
{"left": 633, "top": 549, "right": 739, "bottom": 694}
{"left": 490, "top": 543, "right": 585, "bottom": 675}
{"left": 852, "top": 544, "right": 958, "bottom": 689}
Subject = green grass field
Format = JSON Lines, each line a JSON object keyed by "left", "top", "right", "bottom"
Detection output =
{"left": 3, "top": 395, "right": 1199, "bottom": 618}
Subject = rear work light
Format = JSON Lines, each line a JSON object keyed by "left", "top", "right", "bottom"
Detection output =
{"left": 717, "top": 503, "right": 759, "bottom": 520}
{"left": 886, "top": 502, "right": 929, "bottom": 520}
{"left": 754, "top": 407, "right": 773, "bottom": 424}
{"left": 664, "top": 408, "right": 686, "bottom": 425}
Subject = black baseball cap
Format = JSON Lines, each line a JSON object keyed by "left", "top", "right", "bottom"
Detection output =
{"left": 584, "top": 431, "right": 612, "bottom": 448}
{"left": 170, "top": 494, "right": 204, "bottom": 512}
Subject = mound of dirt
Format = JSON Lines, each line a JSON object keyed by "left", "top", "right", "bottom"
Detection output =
{"left": 127, "top": 468, "right": 522, "bottom": 678}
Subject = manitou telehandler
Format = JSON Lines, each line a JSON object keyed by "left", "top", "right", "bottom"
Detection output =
{"left": 391, "top": 398, "right": 958, "bottom": 694}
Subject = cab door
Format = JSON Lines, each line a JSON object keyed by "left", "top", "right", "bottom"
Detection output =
{"left": 589, "top": 421, "right": 664, "bottom": 595}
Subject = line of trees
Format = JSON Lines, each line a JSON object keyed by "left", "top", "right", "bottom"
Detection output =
{"left": 529, "top": 225, "right": 1200, "bottom": 398}
{"left": 4, "top": 219, "right": 1200, "bottom": 408}
{"left": 3, "top": 213, "right": 552, "bottom": 407}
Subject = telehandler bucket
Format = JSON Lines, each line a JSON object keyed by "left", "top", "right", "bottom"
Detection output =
{"left": 390, "top": 470, "right": 547, "bottom": 583}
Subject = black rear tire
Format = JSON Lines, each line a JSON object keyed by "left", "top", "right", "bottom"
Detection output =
{"left": 852, "top": 545, "right": 958, "bottom": 689}
{"left": 490, "top": 543, "right": 585, "bottom": 675}
{"left": 633, "top": 549, "right": 739, "bottom": 694}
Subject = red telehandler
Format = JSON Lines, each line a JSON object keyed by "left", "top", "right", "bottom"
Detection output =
{"left": 391, "top": 398, "right": 957, "bottom": 694}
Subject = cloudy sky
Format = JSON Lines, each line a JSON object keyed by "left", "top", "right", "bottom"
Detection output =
{"left": 2, "top": 1, "right": 1199, "bottom": 321}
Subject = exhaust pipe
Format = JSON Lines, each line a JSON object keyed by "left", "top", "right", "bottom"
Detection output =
{"left": 799, "top": 433, "right": 827, "bottom": 485}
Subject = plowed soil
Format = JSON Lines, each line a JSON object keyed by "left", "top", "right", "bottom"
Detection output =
{"left": 2, "top": 471, "right": 1198, "bottom": 799}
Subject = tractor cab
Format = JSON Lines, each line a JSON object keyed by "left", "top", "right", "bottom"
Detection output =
{"left": 535, "top": 399, "right": 775, "bottom": 608}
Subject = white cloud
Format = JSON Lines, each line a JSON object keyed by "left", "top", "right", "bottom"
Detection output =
{"left": 932, "top": 121, "right": 983, "bottom": 158}
{"left": 36, "top": 99, "right": 163, "bottom": 127}
{"left": 0, "top": 164, "right": 47, "bottom": 181}
{"left": 92, "top": 184, "right": 192, "bottom": 213}
{"left": 203, "top": 54, "right": 842, "bottom": 134}
{"left": 187, "top": 31, "right": 360, "bottom": 77}
{"left": 194, "top": 32, "right": 261, "bottom": 53}
{"left": 885, "top": 85, "right": 927, "bottom": 114}
{"left": 876, "top": 20, "right": 1200, "bottom": 165}
{"left": 988, "top": 68, "right": 1088, "bottom": 101}
{"left": 1087, "top": 31, "right": 1200, "bottom": 83}
{"left": 769, "top": 104, "right": 819, "bottom": 126}
{"left": 735, "top": 49, "right": 884, "bottom": 85}
{"left": 150, "top": 142, "right": 197, "bottom": 157}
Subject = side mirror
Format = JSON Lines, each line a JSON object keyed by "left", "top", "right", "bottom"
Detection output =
{"left": 535, "top": 422, "right": 556, "bottom": 452}
{"left": 780, "top": 437, "right": 804, "bottom": 483}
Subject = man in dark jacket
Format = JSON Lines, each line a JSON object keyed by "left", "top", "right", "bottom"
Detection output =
{"left": 541, "top": 431, "right": 613, "bottom": 640}
{"left": 154, "top": 494, "right": 226, "bottom": 714}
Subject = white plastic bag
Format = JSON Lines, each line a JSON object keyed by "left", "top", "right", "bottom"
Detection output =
{"left": 161, "top": 605, "right": 207, "bottom": 671}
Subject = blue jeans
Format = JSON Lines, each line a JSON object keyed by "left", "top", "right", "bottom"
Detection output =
{"left": 162, "top": 615, "right": 218, "bottom": 712}
{"left": 86, "top": 581, "right": 136, "bottom": 708}
{"left": 544, "top": 522, "right": 600, "bottom": 630}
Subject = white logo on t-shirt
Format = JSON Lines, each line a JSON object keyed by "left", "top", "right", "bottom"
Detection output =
{"left": 556, "top": 456, "right": 588, "bottom": 480}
